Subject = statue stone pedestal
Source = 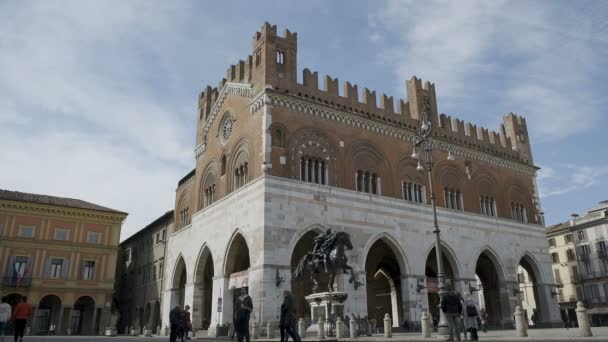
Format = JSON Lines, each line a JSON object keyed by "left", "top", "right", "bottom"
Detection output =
{"left": 305, "top": 292, "right": 348, "bottom": 336}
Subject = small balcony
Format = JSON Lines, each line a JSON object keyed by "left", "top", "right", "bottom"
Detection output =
{"left": 579, "top": 253, "right": 591, "bottom": 261}
{"left": 598, "top": 249, "right": 608, "bottom": 258}
{"left": 2, "top": 276, "right": 33, "bottom": 288}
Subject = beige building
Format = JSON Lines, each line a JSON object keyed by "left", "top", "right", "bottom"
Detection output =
{"left": 0, "top": 189, "right": 127, "bottom": 335}
{"left": 115, "top": 210, "right": 172, "bottom": 334}
{"left": 547, "top": 200, "right": 608, "bottom": 326}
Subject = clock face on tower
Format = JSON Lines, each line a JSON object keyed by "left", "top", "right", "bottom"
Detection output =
{"left": 218, "top": 112, "right": 235, "bottom": 146}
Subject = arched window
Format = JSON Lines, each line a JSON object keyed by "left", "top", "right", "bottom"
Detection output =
{"left": 443, "top": 187, "right": 462, "bottom": 210}
{"left": 276, "top": 50, "right": 285, "bottom": 64}
{"left": 221, "top": 155, "right": 227, "bottom": 176}
{"left": 272, "top": 128, "right": 284, "bottom": 148}
{"left": 356, "top": 170, "right": 380, "bottom": 195}
{"left": 480, "top": 196, "right": 496, "bottom": 216}
{"left": 300, "top": 157, "right": 327, "bottom": 185}
{"left": 402, "top": 181, "right": 424, "bottom": 204}
{"left": 511, "top": 202, "right": 527, "bottom": 222}
{"left": 204, "top": 184, "right": 216, "bottom": 207}
{"left": 178, "top": 207, "right": 190, "bottom": 228}
{"left": 234, "top": 162, "right": 249, "bottom": 190}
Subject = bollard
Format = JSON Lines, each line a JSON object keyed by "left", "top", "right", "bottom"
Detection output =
{"left": 349, "top": 314, "right": 357, "bottom": 339}
{"left": 252, "top": 322, "right": 258, "bottom": 339}
{"left": 575, "top": 301, "right": 593, "bottom": 337}
{"left": 514, "top": 305, "right": 528, "bottom": 337}
{"left": 266, "top": 321, "right": 273, "bottom": 338}
{"left": 318, "top": 317, "right": 326, "bottom": 339}
{"left": 336, "top": 317, "right": 344, "bottom": 338}
{"left": 421, "top": 312, "right": 431, "bottom": 338}
{"left": 298, "top": 318, "right": 306, "bottom": 337}
{"left": 384, "top": 313, "right": 392, "bottom": 338}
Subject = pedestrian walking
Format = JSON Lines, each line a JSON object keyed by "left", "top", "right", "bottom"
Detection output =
{"left": 530, "top": 309, "right": 537, "bottom": 329}
{"left": 48, "top": 322, "right": 56, "bottom": 335}
{"left": 169, "top": 305, "right": 182, "bottom": 342}
{"left": 235, "top": 288, "right": 253, "bottom": 342}
{"left": 462, "top": 292, "right": 479, "bottom": 341}
{"left": 440, "top": 288, "right": 462, "bottom": 341}
{"left": 279, "top": 291, "right": 301, "bottom": 342}
{"left": 479, "top": 308, "right": 487, "bottom": 333}
{"left": 11, "top": 296, "right": 32, "bottom": 342}
{"left": 181, "top": 305, "right": 192, "bottom": 340}
{"left": 0, "top": 296, "right": 11, "bottom": 342}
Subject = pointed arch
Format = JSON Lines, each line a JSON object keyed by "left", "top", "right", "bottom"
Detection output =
{"left": 287, "top": 224, "right": 325, "bottom": 253}
{"left": 193, "top": 244, "right": 214, "bottom": 330}
{"left": 517, "top": 252, "right": 545, "bottom": 284}
{"left": 474, "top": 246, "right": 507, "bottom": 282}
{"left": 423, "top": 241, "right": 462, "bottom": 278}
{"left": 223, "top": 229, "right": 251, "bottom": 276}
{"left": 361, "top": 232, "right": 409, "bottom": 273}
{"left": 171, "top": 254, "right": 188, "bottom": 288}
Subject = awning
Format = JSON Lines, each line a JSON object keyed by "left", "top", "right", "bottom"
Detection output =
{"left": 229, "top": 270, "right": 249, "bottom": 289}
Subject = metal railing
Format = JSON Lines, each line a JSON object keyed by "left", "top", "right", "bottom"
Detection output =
{"left": 2, "top": 276, "right": 33, "bottom": 288}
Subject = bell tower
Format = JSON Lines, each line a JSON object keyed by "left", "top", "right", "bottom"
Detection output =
{"left": 251, "top": 22, "right": 298, "bottom": 93}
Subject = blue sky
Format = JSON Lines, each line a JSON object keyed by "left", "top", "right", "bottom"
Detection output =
{"left": 1, "top": 1, "right": 606, "bottom": 240}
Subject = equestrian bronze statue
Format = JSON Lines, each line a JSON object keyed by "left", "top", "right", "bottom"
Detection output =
{"left": 292, "top": 229, "right": 356, "bottom": 292}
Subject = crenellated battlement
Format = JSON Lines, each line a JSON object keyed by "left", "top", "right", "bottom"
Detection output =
{"left": 195, "top": 22, "right": 533, "bottom": 165}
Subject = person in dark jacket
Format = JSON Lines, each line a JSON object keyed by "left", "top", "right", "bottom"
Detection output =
{"left": 279, "top": 291, "right": 301, "bottom": 342}
{"left": 441, "top": 289, "right": 462, "bottom": 341}
{"left": 169, "top": 306, "right": 182, "bottom": 342}
{"left": 235, "top": 288, "right": 253, "bottom": 342}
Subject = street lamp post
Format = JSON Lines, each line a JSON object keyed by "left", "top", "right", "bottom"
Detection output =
{"left": 411, "top": 111, "right": 454, "bottom": 337}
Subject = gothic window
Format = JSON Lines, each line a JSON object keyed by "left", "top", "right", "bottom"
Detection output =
{"left": 356, "top": 170, "right": 380, "bottom": 195}
{"left": 402, "top": 181, "right": 424, "bottom": 203}
{"left": 234, "top": 162, "right": 249, "bottom": 190}
{"left": 204, "top": 184, "right": 216, "bottom": 207}
{"left": 422, "top": 96, "right": 431, "bottom": 110}
{"left": 443, "top": 188, "right": 463, "bottom": 210}
{"left": 511, "top": 202, "right": 527, "bottom": 222}
{"left": 255, "top": 50, "right": 261, "bottom": 67}
{"left": 272, "top": 128, "right": 284, "bottom": 148}
{"left": 300, "top": 157, "right": 327, "bottom": 185}
{"left": 479, "top": 196, "right": 496, "bottom": 216}
{"left": 179, "top": 207, "right": 190, "bottom": 228}
{"left": 221, "top": 155, "right": 227, "bottom": 176}
{"left": 276, "top": 50, "right": 285, "bottom": 64}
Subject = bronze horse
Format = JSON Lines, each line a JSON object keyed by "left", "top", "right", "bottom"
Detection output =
{"left": 293, "top": 231, "right": 356, "bottom": 292}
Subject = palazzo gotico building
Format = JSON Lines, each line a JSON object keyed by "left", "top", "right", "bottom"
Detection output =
{"left": 162, "top": 22, "right": 561, "bottom": 333}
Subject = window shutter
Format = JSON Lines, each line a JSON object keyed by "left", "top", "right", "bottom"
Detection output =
{"left": 24, "top": 257, "right": 33, "bottom": 277}
{"left": 61, "top": 259, "right": 70, "bottom": 279}
{"left": 43, "top": 257, "right": 52, "bottom": 279}
{"left": 6, "top": 256, "right": 15, "bottom": 277}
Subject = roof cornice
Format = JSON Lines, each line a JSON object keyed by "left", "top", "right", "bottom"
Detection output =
{"left": 250, "top": 88, "right": 539, "bottom": 176}
{"left": 0, "top": 200, "right": 126, "bottom": 224}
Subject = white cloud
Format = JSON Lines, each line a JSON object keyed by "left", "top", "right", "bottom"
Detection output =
{"left": 537, "top": 164, "right": 608, "bottom": 198}
{"left": 370, "top": 0, "right": 607, "bottom": 140}
{"left": 0, "top": 1, "right": 246, "bottom": 240}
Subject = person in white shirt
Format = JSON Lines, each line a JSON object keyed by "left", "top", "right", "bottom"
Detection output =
{"left": 0, "top": 296, "right": 12, "bottom": 342}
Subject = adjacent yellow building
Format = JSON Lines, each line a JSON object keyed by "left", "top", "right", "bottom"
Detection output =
{"left": 0, "top": 189, "right": 127, "bottom": 335}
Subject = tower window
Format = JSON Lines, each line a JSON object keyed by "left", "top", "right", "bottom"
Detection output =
{"left": 276, "top": 50, "right": 285, "bottom": 64}
{"left": 255, "top": 51, "right": 261, "bottom": 67}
